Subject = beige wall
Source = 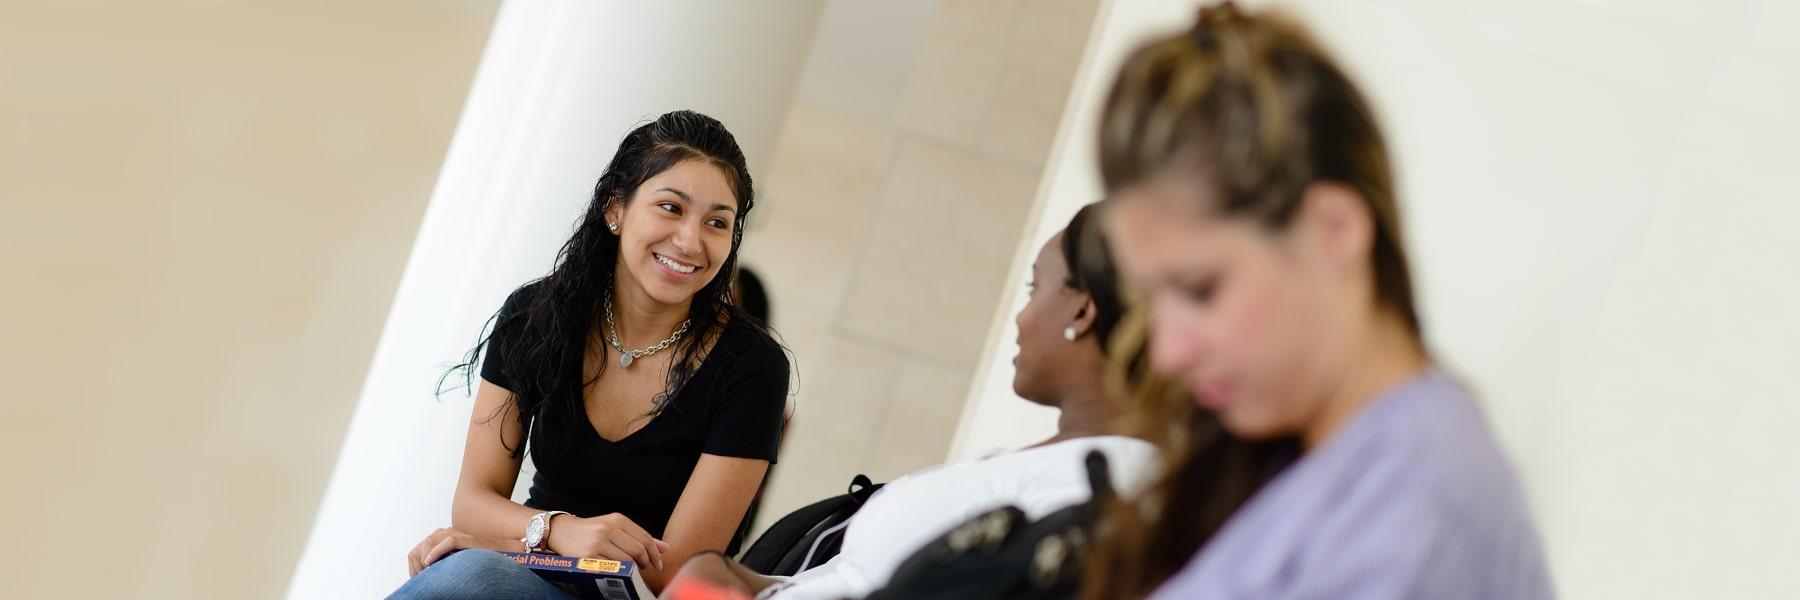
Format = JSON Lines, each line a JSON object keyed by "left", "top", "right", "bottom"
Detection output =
{"left": 0, "top": 2, "right": 497, "bottom": 598}
{"left": 745, "top": 0, "right": 1103, "bottom": 524}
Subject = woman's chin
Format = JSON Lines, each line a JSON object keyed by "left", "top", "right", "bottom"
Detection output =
{"left": 634, "top": 275, "right": 709, "bottom": 306}
{"left": 1010, "top": 375, "right": 1055, "bottom": 407}
{"left": 1218, "top": 409, "right": 1285, "bottom": 441}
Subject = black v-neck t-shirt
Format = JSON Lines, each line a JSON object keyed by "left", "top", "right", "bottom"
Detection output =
{"left": 480, "top": 286, "right": 789, "bottom": 551}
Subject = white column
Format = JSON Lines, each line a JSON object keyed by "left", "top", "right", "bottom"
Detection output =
{"left": 288, "top": 2, "right": 822, "bottom": 597}
{"left": 949, "top": 0, "right": 1201, "bottom": 460}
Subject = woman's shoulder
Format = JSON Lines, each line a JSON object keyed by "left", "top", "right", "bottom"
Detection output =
{"left": 1035, "top": 435, "right": 1161, "bottom": 491}
{"left": 1283, "top": 371, "right": 1537, "bottom": 549}
{"left": 497, "top": 280, "right": 547, "bottom": 317}
{"left": 1033, "top": 435, "right": 1158, "bottom": 463}
{"left": 708, "top": 316, "right": 789, "bottom": 371}
{"left": 1357, "top": 371, "right": 1524, "bottom": 508}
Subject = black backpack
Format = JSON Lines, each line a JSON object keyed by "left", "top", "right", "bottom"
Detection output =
{"left": 864, "top": 451, "right": 1116, "bottom": 600}
{"left": 736, "top": 474, "right": 884, "bottom": 576}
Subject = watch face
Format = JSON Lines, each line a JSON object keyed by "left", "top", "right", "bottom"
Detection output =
{"left": 526, "top": 515, "right": 548, "bottom": 545}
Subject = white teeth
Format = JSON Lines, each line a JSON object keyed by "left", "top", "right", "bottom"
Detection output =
{"left": 656, "top": 254, "right": 697, "bottom": 274}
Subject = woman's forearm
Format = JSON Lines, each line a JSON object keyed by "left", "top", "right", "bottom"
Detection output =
{"left": 449, "top": 485, "right": 538, "bottom": 548}
{"left": 725, "top": 556, "right": 784, "bottom": 594}
{"left": 669, "top": 552, "right": 784, "bottom": 597}
{"left": 451, "top": 380, "right": 537, "bottom": 547}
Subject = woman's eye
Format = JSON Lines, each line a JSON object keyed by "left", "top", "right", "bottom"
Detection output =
{"left": 658, "top": 202, "right": 680, "bottom": 214}
{"left": 707, "top": 218, "right": 728, "bottom": 229}
{"left": 1182, "top": 279, "right": 1217, "bottom": 303}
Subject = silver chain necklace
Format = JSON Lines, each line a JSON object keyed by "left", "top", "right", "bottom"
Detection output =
{"left": 603, "top": 294, "right": 690, "bottom": 369}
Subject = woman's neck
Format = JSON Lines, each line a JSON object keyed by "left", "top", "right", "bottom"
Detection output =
{"left": 610, "top": 277, "right": 693, "bottom": 347}
{"left": 1301, "top": 309, "right": 1428, "bottom": 450}
{"left": 1038, "top": 361, "right": 1121, "bottom": 446}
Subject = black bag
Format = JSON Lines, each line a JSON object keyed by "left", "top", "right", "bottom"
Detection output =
{"left": 737, "top": 474, "right": 884, "bottom": 576}
{"left": 864, "top": 451, "right": 1116, "bottom": 600}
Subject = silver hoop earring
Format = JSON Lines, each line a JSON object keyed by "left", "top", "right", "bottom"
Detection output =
{"left": 1063, "top": 326, "right": 1078, "bottom": 341}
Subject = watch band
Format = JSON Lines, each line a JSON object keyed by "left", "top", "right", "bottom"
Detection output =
{"left": 522, "top": 510, "right": 571, "bottom": 553}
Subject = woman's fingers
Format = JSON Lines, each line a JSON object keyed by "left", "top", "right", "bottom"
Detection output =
{"left": 603, "top": 514, "right": 664, "bottom": 570}
{"left": 423, "top": 534, "right": 465, "bottom": 569}
{"left": 407, "top": 528, "right": 447, "bottom": 577}
{"left": 604, "top": 530, "right": 654, "bottom": 569}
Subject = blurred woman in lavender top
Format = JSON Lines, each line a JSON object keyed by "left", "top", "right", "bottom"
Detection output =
{"left": 1081, "top": 3, "right": 1554, "bottom": 599}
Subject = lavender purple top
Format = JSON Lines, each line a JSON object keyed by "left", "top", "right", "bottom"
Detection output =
{"left": 1147, "top": 369, "right": 1555, "bottom": 599}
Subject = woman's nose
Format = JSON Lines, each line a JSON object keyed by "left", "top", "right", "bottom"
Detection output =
{"left": 1147, "top": 301, "right": 1205, "bottom": 377}
{"left": 671, "top": 221, "right": 700, "bottom": 255}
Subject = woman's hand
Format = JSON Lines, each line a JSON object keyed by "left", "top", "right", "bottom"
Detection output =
{"left": 545, "top": 512, "right": 671, "bottom": 570}
{"left": 406, "top": 527, "right": 521, "bottom": 577}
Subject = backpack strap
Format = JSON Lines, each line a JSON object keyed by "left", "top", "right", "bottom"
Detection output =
{"left": 737, "top": 473, "right": 886, "bottom": 575}
{"left": 737, "top": 493, "right": 853, "bottom": 571}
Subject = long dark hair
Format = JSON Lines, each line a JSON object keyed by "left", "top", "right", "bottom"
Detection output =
{"left": 1085, "top": 4, "right": 1415, "bottom": 598}
{"left": 442, "top": 110, "right": 763, "bottom": 458}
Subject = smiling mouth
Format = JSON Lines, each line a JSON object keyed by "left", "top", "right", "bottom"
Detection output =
{"left": 655, "top": 253, "right": 699, "bottom": 274}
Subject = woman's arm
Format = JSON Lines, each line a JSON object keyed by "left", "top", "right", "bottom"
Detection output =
{"left": 624, "top": 453, "right": 770, "bottom": 592}
{"left": 666, "top": 552, "right": 787, "bottom": 598}
{"left": 446, "top": 378, "right": 540, "bottom": 543}
{"left": 403, "top": 378, "right": 542, "bottom": 575}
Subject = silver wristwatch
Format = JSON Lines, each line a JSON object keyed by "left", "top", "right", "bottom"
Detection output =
{"left": 521, "top": 510, "right": 570, "bottom": 554}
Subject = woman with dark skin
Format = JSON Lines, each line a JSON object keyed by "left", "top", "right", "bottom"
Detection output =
{"left": 662, "top": 205, "right": 1152, "bottom": 600}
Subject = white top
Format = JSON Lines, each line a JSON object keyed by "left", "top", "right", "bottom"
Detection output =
{"left": 771, "top": 435, "right": 1159, "bottom": 600}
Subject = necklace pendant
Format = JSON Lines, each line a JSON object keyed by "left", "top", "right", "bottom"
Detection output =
{"left": 619, "top": 353, "right": 634, "bottom": 368}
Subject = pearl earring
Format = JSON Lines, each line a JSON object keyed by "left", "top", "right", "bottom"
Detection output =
{"left": 1063, "top": 326, "right": 1077, "bottom": 341}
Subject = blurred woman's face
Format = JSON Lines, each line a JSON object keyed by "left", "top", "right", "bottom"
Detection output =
{"left": 1012, "top": 233, "right": 1088, "bottom": 405}
{"left": 1104, "top": 170, "right": 1341, "bottom": 441}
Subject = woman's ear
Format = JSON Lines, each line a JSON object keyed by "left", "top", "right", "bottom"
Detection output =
{"left": 604, "top": 196, "right": 623, "bottom": 229}
{"left": 1295, "top": 182, "right": 1375, "bottom": 275}
{"left": 1069, "top": 296, "right": 1100, "bottom": 339}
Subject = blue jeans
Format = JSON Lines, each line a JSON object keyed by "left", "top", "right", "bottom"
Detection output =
{"left": 387, "top": 549, "right": 574, "bottom": 600}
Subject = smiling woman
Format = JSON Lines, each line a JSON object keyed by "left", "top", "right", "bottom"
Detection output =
{"left": 388, "top": 110, "right": 792, "bottom": 599}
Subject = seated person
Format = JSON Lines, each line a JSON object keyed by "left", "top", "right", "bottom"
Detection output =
{"left": 666, "top": 204, "right": 1156, "bottom": 600}
{"left": 388, "top": 111, "right": 789, "bottom": 599}
{"left": 1085, "top": 5, "right": 1552, "bottom": 597}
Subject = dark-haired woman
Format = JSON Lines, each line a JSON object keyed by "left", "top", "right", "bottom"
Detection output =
{"left": 1084, "top": 5, "right": 1553, "bottom": 599}
{"left": 390, "top": 110, "right": 790, "bottom": 598}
